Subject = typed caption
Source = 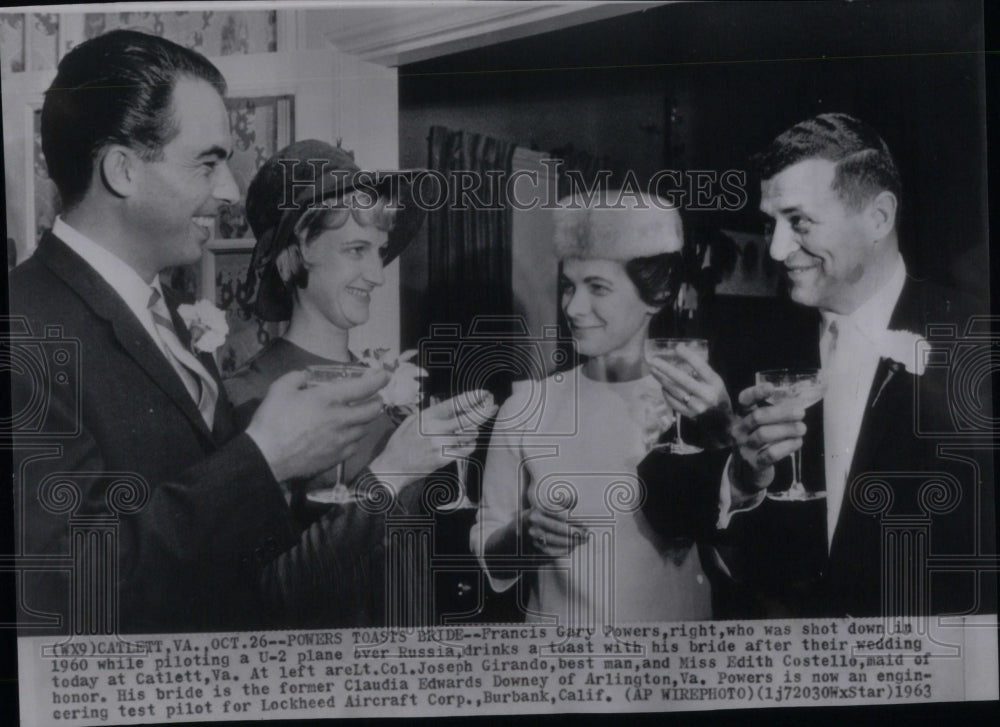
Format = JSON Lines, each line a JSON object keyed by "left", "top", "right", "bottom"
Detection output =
{"left": 18, "top": 616, "right": 998, "bottom": 725}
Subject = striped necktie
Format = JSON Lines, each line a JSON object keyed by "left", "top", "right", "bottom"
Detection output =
{"left": 147, "top": 288, "right": 218, "bottom": 428}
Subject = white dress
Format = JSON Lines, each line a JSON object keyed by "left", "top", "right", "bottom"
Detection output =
{"left": 472, "top": 365, "right": 711, "bottom": 625}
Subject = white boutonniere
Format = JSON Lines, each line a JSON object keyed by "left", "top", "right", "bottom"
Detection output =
{"left": 360, "top": 348, "right": 429, "bottom": 423}
{"left": 877, "top": 329, "right": 927, "bottom": 376}
{"left": 176, "top": 299, "right": 229, "bottom": 353}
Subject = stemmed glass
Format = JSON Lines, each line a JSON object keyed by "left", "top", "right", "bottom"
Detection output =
{"left": 304, "top": 362, "right": 369, "bottom": 505}
{"left": 644, "top": 338, "right": 709, "bottom": 455}
{"left": 754, "top": 368, "right": 826, "bottom": 501}
{"left": 437, "top": 454, "right": 474, "bottom": 512}
{"left": 435, "top": 391, "right": 490, "bottom": 512}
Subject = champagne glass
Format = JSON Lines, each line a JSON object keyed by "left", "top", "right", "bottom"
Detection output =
{"left": 644, "top": 338, "right": 709, "bottom": 455}
{"left": 438, "top": 453, "right": 474, "bottom": 512}
{"left": 436, "top": 390, "right": 492, "bottom": 511}
{"left": 304, "top": 362, "right": 369, "bottom": 505}
{"left": 754, "top": 368, "right": 826, "bottom": 502}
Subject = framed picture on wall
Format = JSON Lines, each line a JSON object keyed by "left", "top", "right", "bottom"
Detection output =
{"left": 216, "top": 93, "right": 294, "bottom": 239}
{"left": 200, "top": 239, "right": 286, "bottom": 376}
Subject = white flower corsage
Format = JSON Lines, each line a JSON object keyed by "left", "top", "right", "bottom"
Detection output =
{"left": 877, "top": 329, "right": 927, "bottom": 376}
{"left": 360, "top": 348, "right": 429, "bottom": 423}
{"left": 177, "top": 299, "right": 229, "bottom": 353}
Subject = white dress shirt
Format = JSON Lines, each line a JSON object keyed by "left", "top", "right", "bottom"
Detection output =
{"left": 53, "top": 217, "right": 214, "bottom": 414}
{"left": 719, "top": 254, "right": 907, "bottom": 551}
{"left": 820, "top": 255, "right": 906, "bottom": 546}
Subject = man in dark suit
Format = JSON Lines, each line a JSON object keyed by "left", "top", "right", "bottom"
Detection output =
{"left": 10, "top": 30, "right": 390, "bottom": 633}
{"left": 640, "top": 113, "right": 994, "bottom": 618}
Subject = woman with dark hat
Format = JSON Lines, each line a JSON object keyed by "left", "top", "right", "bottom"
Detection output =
{"left": 229, "top": 140, "right": 496, "bottom": 627}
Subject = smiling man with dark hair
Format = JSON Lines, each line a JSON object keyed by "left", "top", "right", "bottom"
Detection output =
{"left": 11, "top": 30, "right": 389, "bottom": 633}
{"left": 639, "top": 112, "right": 993, "bottom": 619}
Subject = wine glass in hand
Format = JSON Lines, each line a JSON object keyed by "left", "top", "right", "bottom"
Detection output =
{"left": 644, "top": 338, "right": 709, "bottom": 455}
{"left": 754, "top": 368, "right": 825, "bottom": 501}
{"left": 304, "top": 362, "right": 370, "bottom": 505}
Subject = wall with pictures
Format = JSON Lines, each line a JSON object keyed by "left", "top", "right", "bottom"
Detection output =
{"left": 0, "top": 9, "right": 277, "bottom": 77}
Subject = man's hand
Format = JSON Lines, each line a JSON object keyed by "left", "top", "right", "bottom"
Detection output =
{"left": 246, "top": 368, "right": 389, "bottom": 482}
{"left": 648, "top": 345, "right": 734, "bottom": 448}
{"left": 729, "top": 382, "right": 807, "bottom": 493}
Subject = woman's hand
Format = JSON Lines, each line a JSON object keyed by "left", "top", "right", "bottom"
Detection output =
{"left": 648, "top": 344, "right": 735, "bottom": 448}
{"left": 523, "top": 504, "right": 585, "bottom": 558}
{"left": 369, "top": 390, "right": 497, "bottom": 483}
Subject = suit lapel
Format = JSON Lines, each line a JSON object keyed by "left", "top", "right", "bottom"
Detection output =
{"left": 845, "top": 358, "right": 906, "bottom": 506}
{"left": 844, "top": 278, "right": 924, "bottom": 488}
{"left": 36, "top": 232, "right": 215, "bottom": 442}
{"left": 831, "top": 279, "right": 925, "bottom": 563}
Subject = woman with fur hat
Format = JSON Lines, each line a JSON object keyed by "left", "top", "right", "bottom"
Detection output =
{"left": 472, "top": 192, "right": 721, "bottom": 623}
{"left": 227, "top": 140, "right": 497, "bottom": 627}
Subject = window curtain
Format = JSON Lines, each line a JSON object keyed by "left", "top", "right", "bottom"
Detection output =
{"left": 426, "top": 126, "right": 516, "bottom": 397}
{"left": 422, "top": 128, "right": 518, "bottom": 587}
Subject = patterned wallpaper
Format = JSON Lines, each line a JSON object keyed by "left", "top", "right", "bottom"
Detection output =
{"left": 31, "top": 109, "right": 60, "bottom": 246}
{"left": 219, "top": 96, "right": 294, "bottom": 240}
{"left": 30, "top": 94, "right": 292, "bottom": 245}
{"left": 0, "top": 14, "right": 24, "bottom": 74}
{"left": 84, "top": 11, "right": 277, "bottom": 56}
{"left": 1, "top": 10, "right": 277, "bottom": 78}
{"left": 0, "top": 13, "right": 61, "bottom": 74}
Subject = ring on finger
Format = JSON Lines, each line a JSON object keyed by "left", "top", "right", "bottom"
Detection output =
{"left": 682, "top": 393, "right": 691, "bottom": 405}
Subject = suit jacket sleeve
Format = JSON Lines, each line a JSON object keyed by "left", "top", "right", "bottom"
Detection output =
{"left": 256, "top": 469, "right": 427, "bottom": 628}
{"left": 14, "top": 368, "right": 289, "bottom": 632}
{"left": 637, "top": 447, "right": 731, "bottom": 542}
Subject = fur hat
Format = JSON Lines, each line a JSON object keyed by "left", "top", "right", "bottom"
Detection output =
{"left": 552, "top": 191, "right": 683, "bottom": 261}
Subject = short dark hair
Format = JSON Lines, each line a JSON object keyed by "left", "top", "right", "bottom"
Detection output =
{"left": 41, "top": 29, "right": 227, "bottom": 209}
{"left": 624, "top": 252, "right": 683, "bottom": 308}
{"left": 754, "top": 112, "right": 902, "bottom": 210}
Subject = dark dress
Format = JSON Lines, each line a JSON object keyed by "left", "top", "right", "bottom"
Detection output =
{"left": 225, "top": 337, "right": 420, "bottom": 628}
{"left": 226, "top": 338, "right": 396, "bottom": 528}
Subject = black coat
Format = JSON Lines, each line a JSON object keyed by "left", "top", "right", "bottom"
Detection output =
{"left": 11, "top": 232, "right": 428, "bottom": 633}
{"left": 639, "top": 277, "right": 995, "bottom": 618}
{"left": 11, "top": 232, "right": 291, "bottom": 633}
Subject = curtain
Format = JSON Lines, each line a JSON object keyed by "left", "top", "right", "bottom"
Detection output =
{"left": 426, "top": 126, "right": 516, "bottom": 398}
{"left": 421, "top": 127, "right": 518, "bottom": 600}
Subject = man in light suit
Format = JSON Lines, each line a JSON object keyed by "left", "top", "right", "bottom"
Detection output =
{"left": 640, "top": 113, "right": 994, "bottom": 618}
{"left": 10, "top": 30, "right": 390, "bottom": 633}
